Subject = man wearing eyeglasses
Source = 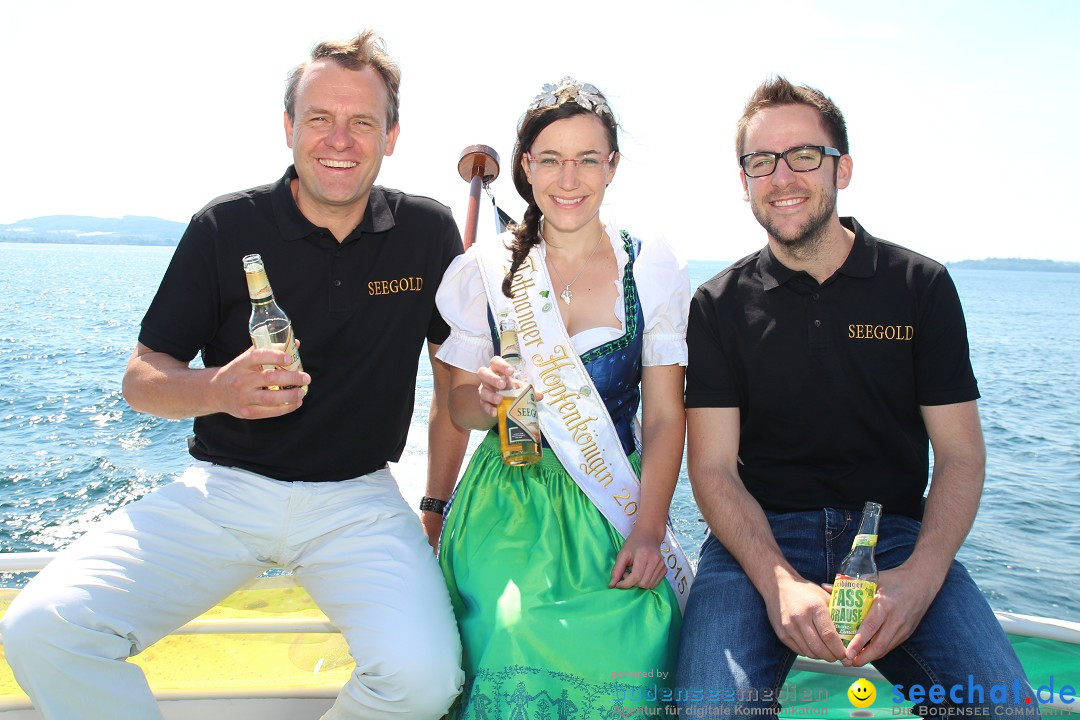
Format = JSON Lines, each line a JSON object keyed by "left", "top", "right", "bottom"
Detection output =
{"left": 676, "top": 77, "right": 1035, "bottom": 716}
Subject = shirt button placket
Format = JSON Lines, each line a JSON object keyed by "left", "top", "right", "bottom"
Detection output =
{"left": 809, "top": 289, "right": 826, "bottom": 351}
{"left": 330, "top": 251, "right": 342, "bottom": 310}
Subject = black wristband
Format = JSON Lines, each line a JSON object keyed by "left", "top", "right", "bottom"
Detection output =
{"left": 419, "top": 496, "right": 448, "bottom": 514}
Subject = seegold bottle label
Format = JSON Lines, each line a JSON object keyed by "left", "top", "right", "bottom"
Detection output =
{"left": 505, "top": 386, "right": 540, "bottom": 445}
{"left": 277, "top": 326, "right": 301, "bottom": 372}
{"left": 245, "top": 269, "right": 273, "bottom": 301}
{"left": 501, "top": 329, "right": 521, "bottom": 359}
{"left": 829, "top": 575, "right": 877, "bottom": 641}
{"left": 250, "top": 325, "right": 272, "bottom": 347}
{"left": 250, "top": 327, "right": 300, "bottom": 369}
{"left": 250, "top": 325, "right": 302, "bottom": 391}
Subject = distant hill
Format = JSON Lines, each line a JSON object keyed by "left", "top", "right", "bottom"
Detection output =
{"left": 3, "top": 218, "right": 1080, "bottom": 273}
{"left": 0, "top": 215, "right": 185, "bottom": 246}
{"left": 947, "top": 258, "right": 1080, "bottom": 273}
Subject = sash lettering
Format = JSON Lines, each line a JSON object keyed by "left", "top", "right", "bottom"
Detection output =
{"left": 471, "top": 228, "right": 694, "bottom": 610}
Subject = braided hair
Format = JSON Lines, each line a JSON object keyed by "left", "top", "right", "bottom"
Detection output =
{"left": 501, "top": 84, "right": 619, "bottom": 297}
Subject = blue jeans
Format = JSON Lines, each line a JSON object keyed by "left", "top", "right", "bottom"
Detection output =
{"left": 676, "top": 509, "right": 1037, "bottom": 716}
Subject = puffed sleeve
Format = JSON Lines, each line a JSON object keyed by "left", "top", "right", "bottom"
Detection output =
{"left": 434, "top": 247, "right": 495, "bottom": 372}
{"left": 635, "top": 236, "right": 690, "bottom": 367}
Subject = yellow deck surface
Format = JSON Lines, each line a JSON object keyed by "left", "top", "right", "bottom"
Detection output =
{"left": 0, "top": 577, "right": 352, "bottom": 703}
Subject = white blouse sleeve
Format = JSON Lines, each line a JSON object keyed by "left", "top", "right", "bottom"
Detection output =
{"left": 434, "top": 248, "right": 495, "bottom": 373}
{"left": 635, "top": 235, "right": 690, "bottom": 367}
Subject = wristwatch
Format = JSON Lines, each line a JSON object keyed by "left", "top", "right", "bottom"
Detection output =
{"left": 419, "top": 496, "right": 448, "bottom": 514}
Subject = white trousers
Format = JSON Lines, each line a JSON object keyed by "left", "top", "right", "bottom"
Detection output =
{"left": 1, "top": 462, "right": 463, "bottom": 719}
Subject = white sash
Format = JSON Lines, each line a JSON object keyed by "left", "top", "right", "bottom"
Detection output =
{"left": 473, "top": 231, "right": 693, "bottom": 611}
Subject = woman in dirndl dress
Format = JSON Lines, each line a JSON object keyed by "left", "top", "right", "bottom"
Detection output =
{"left": 434, "top": 77, "right": 691, "bottom": 718}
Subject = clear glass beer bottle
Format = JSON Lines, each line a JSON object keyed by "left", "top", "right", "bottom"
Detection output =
{"left": 496, "top": 317, "right": 541, "bottom": 466}
{"left": 243, "top": 254, "right": 303, "bottom": 391}
{"left": 828, "top": 501, "right": 882, "bottom": 642}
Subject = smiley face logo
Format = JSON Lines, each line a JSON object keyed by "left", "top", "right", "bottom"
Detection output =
{"left": 847, "top": 678, "right": 876, "bottom": 708}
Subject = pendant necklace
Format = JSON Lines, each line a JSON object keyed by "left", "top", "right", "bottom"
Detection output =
{"left": 545, "top": 226, "right": 606, "bottom": 306}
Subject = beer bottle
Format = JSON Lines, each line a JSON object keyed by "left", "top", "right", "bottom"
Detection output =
{"left": 496, "top": 317, "right": 541, "bottom": 466}
{"left": 828, "top": 501, "right": 882, "bottom": 643}
{"left": 243, "top": 254, "right": 304, "bottom": 391}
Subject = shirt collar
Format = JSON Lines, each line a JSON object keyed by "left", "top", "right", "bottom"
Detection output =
{"left": 270, "top": 166, "right": 396, "bottom": 243}
{"left": 757, "top": 245, "right": 796, "bottom": 291}
{"left": 756, "top": 216, "right": 877, "bottom": 290}
{"left": 837, "top": 217, "right": 877, "bottom": 279}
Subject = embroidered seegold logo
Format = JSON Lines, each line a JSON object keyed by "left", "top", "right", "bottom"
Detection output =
{"left": 847, "top": 324, "right": 913, "bottom": 341}
{"left": 367, "top": 277, "right": 423, "bottom": 295}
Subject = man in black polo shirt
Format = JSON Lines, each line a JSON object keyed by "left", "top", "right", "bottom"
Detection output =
{"left": 2, "top": 31, "right": 468, "bottom": 720}
{"left": 675, "top": 77, "right": 1035, "bottom": 716}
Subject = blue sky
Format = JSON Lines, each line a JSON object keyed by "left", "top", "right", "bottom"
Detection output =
{"left": 2, "top": 0, "right": 1076, "bottom": 262}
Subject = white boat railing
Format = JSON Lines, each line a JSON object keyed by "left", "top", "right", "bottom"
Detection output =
{"left": 3, "top": 551, "right": 1079, "bottom": 712}
{"left": 0, "top": 552, "right": 337, "bottom": 636}
{"left": 0, "top": 554, "right": 52, "bottom": 574}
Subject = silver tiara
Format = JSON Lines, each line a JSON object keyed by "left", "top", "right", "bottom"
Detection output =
{"left": 528, "top": 76, "right": 611, "bottom": 117}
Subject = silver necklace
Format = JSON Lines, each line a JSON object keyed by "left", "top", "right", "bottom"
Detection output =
{"left": 545, "top": 226, "right": 605, "bottom": 306}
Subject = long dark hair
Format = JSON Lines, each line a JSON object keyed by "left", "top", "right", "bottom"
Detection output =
{"left": 501, "top": 85, "right": 619, "bottom": 297}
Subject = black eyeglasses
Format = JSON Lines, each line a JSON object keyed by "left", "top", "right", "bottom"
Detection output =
{"left": 739, "top": 145, "right": 841, "bottom": 177}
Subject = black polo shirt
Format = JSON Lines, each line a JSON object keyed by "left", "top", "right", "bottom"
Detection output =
{"left": 139, "top": 166, "right": 463, "bottom": 482}
{"left": 686, "top": 218, "right": 979, "bottom": 519}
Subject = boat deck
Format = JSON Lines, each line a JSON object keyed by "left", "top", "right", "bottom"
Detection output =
{"left": 2, "top": 563, "right": 1078, "bottom": 718}
{"left": 0, "top": 577, "right": 349, "bottom": 716}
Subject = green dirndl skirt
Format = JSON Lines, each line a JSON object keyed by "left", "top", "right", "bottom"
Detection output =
{"left": 439, "top": 431, "right": 681, "bottom": 718}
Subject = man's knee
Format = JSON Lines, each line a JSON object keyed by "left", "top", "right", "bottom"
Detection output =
{"left": 396, "top": 653, "right": 463, "bottom": 717}
{"left": 345, "top": 637, "right": 462, "bottom": 717}
{"left": 3, "top": 585, "right": 136, "bottom": 669}
{"left": 2, "top": 593, "right": 77, "bottom": 669}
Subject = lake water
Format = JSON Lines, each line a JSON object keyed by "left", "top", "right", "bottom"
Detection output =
{"left": 1, "top": 243, "right": 1077, "bottom": 621}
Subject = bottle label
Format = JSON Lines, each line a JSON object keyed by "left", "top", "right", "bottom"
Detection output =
{"left": 278, "top": 329, "right": 301, "bottom": 372}
{"left": 250, "top": 325, "right": 275, "bottom": 358}
{"left": 505, "top": 385, "right": 540, "bottom": 445}
{"left": 828, "top": 575, "right": 877, "bottom": 641}
{"left": 250, "top": 326, "right": 301, "bottom": 368}
{"left": 250, "top": 325, "right": 303, "bottom": 392}
{"left": 500, "top": 330, "right": 521, "bottom": 362}
{"left": 245, "top": 269, "right": 273, "bottom": 301}
{"left": 852, "top": 533, "right": 877, "bottom": 548}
